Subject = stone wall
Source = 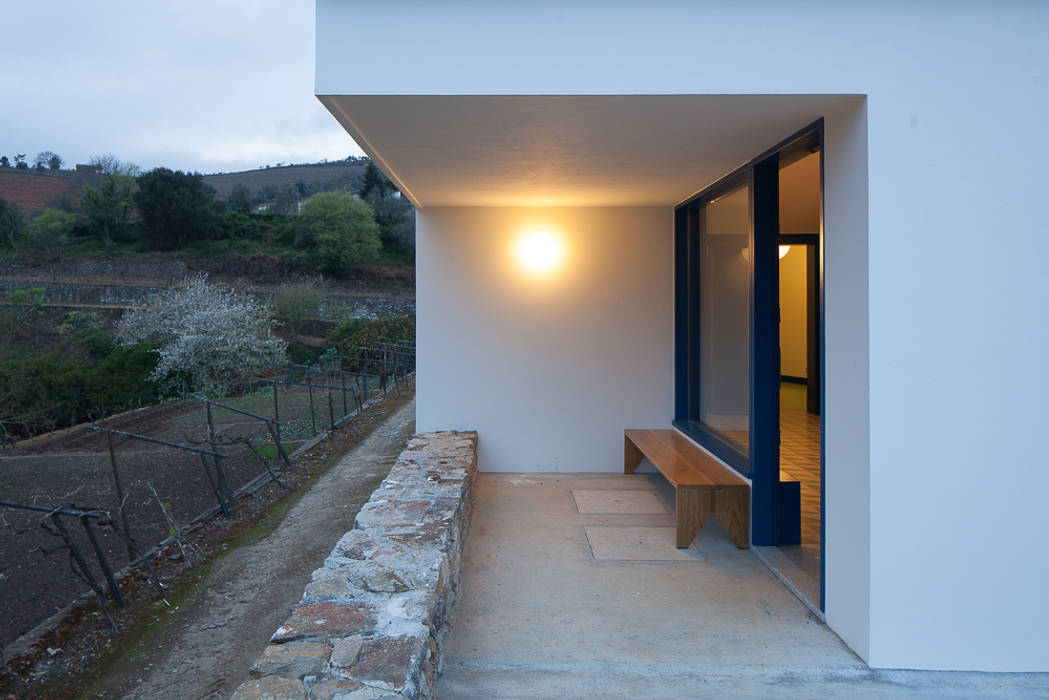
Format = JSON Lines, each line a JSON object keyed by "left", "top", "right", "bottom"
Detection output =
{"left": 0, "top": 278, "right": 415, "bottom": 321}
{"left": 231, "top": 431, "right": 477, "bottom": 700}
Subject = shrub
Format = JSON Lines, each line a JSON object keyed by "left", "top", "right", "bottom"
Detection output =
{"left": 0, "top": 342, "right": 159, "bottom": 435}
{"left": 21, "top": 208, "right": 76, "bottom": 262}
{"left": 271, "top": 279, "right": 325, "bottom": 333}
{"left": 84, "top": 342, "right": 161, "bottom": 410}
{"left": 57, "top": 310, "right": 106, "bottom": 343}
{"left": 326, "top": 315, "right": 415, "bottom": 369}
{"left": 116, "top": 273, "right": 287, "bottom": 395}
{"left": 286, "top": 340, "right": 322, "bottom": 366}
{"left": 0, "top": 288, "right": 47, "bottom": 344}
{"left": 0, "top": 196, "right": 24, "bottom": 249}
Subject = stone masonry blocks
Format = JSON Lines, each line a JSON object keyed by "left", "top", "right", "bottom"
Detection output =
{"left": 231, "top": 431, "right": 477, "bottom": 700}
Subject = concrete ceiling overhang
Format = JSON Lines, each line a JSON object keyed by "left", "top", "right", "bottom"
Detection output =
{"left": 317, "top": 95, "right": 851, "bottom": 208}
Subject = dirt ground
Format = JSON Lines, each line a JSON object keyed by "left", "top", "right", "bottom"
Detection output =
{"left": 0, "top": 382, "right": 386, "bottom": 649}
{"left": 0, "top": 384, "right": 413, "bottom": 698}
{"left": 67, "top": 397, "right": 415, "bottom": 699}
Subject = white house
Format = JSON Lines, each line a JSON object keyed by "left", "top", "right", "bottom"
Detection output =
{"left": 315, "top": 0, "right": 1049, "bottom": 673}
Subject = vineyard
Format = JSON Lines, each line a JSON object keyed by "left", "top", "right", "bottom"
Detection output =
{"left": 0, "top": 344, "right": 413, "bottom": 651}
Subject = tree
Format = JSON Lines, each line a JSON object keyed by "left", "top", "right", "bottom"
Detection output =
{"left": 34, "top": 151, "right": 62, "bottom": 171}
{"left": 297, "top": 191, "right": 382, "bottom": 274}
{"left": 228, "top": 183, "right": 252, "bottom": 214}
{"left": 366, "top": 189, "right": 415, "bottom": 259}
{"left": 89, "top": 153, "right": 141, "bottom": 177}
{"left": 360, "top": 162, "right": 387, "bottom": 200}
{"left": 0, "top": 156, "right": 10, "bottom": 168}
{"left": 0, "top": 197, "right": 24, "bottom": 248}
{"left": 134, "top": 168, "right": 220, "bottom": 249}
{"left": 21, "top": 208, "right": 75, "bottom": 262}
{"left": 116, "top": 274, "right": 287, "bottom": 394}
{"left": 14, "top": 154, "right": 27, "bottom": 170}
{"left": 255, "top": 184, "right": 278, "bottom": 205}
{"left": 81, "top": 175, "right": 133, "bottom": 246}
{"left": 271, "top": 184, "right": 299, "bottom": 215}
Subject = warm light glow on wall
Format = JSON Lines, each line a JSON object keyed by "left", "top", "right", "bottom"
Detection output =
{"left": 518, "top": 231, "right": 562, "bottom": 272}
{"left": 779, "top": 245, "right": 791, "bottom": 259}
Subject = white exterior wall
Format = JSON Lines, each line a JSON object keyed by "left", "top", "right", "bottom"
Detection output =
{"left": 318, "top": 0, "right": 1049, "bottom": 672}
{"left": 416, "top": 207, "right": 673, "bottom": 473}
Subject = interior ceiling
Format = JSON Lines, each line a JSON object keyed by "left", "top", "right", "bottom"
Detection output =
{"left": 318, "top": 95, "right": 845, "bottom": 208}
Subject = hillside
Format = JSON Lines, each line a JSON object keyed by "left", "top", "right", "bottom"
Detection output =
{"left": 202, "top": 162, "right": 365, "bottom": 199}
{"left": 0, "top": 161, "right": 367, "bottom": 215}
{"left": 0, "top": 168, "right": 102, "bottom": 215}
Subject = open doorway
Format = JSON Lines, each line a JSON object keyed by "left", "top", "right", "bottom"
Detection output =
{"left": 775, "top": 141, "right": 823, "bottom": 606}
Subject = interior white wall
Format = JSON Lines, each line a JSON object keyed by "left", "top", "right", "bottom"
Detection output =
{"left": 416, "top": 206, "right": 672, "bottom": 473}
{"left": 318, "top": 0, "right": 1049, "bottom": 672}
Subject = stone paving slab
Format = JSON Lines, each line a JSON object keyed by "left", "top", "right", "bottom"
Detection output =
{"left": 584, "top": 525, "right": 705, "bottom": 561}
{"left": 231, "top": 431, "right": 477, "bottom": 700}
{"left": 572, "top": 489, "right": 667, "bottom": 514}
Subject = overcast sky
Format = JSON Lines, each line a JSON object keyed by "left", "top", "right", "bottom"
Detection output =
{"left": 0, "top": 0, "right": 364, "bottom": 174}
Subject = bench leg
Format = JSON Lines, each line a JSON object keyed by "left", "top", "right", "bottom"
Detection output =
{"left": 715, "top": 486, "right": 750, "bottom": 549}
{"left": 675, "top": 487, "right": 713, "bottom": 548}
{"left": 624, "top": 435, "right": 644, "bottom": 474}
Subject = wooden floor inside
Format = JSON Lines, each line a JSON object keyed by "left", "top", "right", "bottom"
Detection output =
{"left": 778, "top": 382, "right": 821, "bottom": 594}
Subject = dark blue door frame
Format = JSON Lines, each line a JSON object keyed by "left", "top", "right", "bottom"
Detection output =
{"left": 673, "top": 120, "right": 826, "bottom": 608}
{"left": 751, "top": 153, "right": 780, "bottom": 547}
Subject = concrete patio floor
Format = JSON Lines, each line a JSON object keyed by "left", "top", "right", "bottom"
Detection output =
{"left": 437, "top": 473, "right": 1049, "bottom": 699}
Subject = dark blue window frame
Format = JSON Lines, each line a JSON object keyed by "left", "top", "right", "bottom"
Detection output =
{"left": 673, "top": 120, "right": 824, "bottom": 558}
{"left": 673, "top": 172, "right": 753, "bottom": 478}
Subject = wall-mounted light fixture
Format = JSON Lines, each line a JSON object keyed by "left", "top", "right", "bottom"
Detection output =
{"left": 518, "top": 231, "right": 562, "bottom": 272}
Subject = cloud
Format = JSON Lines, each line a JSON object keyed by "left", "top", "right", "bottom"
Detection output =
{"left": 0, "top": 0, "right": 365, "bottom": 173}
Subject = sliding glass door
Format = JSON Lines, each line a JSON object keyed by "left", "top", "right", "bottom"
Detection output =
{"left": 675, "top": 121, "right": 824, "bottom": 566}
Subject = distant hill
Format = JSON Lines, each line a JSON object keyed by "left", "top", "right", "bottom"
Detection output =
{"left": 0, "top": 168, "right": 102, "bottom": 215}
{"left": 0, "top": 161, "right": 369, "bottom": 215}
{"left": 202, "top": 162, "right": 366, "bottom": 199}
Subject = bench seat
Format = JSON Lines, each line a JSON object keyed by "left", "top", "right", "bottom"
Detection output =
{"left": 624, "top": 429, "right": 750, "bottom": 549}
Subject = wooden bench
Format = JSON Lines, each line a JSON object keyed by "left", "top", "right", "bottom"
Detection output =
{"left": 624, "top": 429, "right": 750, "bottom": 549}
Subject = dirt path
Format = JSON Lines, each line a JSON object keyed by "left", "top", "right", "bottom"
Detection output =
{"left": 79, "top": 399, "right": 416, "bottom": 699}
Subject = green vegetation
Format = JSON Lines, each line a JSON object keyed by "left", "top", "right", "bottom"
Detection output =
{"left": 0, "top": 196, "right": 24, "bottom": 248}
{"left": 248, "top": 442, "right": 304, "bottom": 461}
{"left": 80, "top": 174, "right": 134, "bottom": 246}
{"left": 271, "top": 279, "right": 324, "bottom": 334}
{"left": 297, "top": 191, "right": 382, "bottom": 274}
{"left": 228, "top": 182, "right": 252, "bottom": 214}
{"left": 21, "top": 208, "right": 76, "bottom": 262}
{"left": 0, "top": 155, "right": 414, "bottom": 273}
{"left": 326, "top": 315, "right": 415, "bottom": 366}
{"left": 0, "top": 295, "right": 162, "bottom": 436}
{"left": 133, "top": 168, "right": 223, "bottom": 250}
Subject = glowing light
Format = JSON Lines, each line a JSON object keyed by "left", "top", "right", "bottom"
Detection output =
{"left": 518, "top": 231, "right": 561, "bottom": 271}
{"left": 778, "top": 245, "right": 791, "bottom": 259}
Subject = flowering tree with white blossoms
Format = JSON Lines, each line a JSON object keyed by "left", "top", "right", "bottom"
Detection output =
{"left": 117, "top": 274, "right": 286, "bottom": 394}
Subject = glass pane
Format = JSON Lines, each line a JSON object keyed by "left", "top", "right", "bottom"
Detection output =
{"left": 696, "top": 182, "right": 750, "bottom": 454}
